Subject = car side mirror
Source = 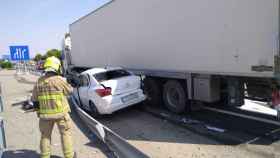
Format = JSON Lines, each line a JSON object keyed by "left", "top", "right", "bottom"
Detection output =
{"left": 75, "top": 79, "right": 82, "bottom": 87}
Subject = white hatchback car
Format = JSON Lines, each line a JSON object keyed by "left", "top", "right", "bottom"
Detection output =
{"left": 74, "top": 67, "right": 146, "bottom": 116}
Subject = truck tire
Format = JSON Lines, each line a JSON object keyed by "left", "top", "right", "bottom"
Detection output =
{"left": 143, "top": 78, "right": 162, "bottom": 106}
{"left": 163, "top": 80, "right": 187, "bottom": 113}
{"left": 89, "top": 101, "right": 100, "bottom": 118}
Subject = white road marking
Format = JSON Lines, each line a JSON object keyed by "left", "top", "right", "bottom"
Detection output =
{"left": 202, "top": 106, "right": 280, "bottom": 126}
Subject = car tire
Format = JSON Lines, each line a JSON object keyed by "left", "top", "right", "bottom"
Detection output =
{"left": 89, "top": 101, "right": 100, "bottom": 118}
{"left": 163, "top": 80, "right": 187, "bottom": 113}
{"left": 143, "top": 78, "right": 162, "bottom": 106}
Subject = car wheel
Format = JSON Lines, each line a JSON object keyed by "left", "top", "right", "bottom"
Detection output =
{"left": 89, "top": 101, "right": 100, "bottom": 117}
{"left": 143, "top": 78, "right": 162, "bottom": 106}
{"left": 163, "top": 80, "right": 187, "bottom": 113}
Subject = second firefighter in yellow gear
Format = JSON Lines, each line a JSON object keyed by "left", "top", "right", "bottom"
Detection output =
{"left": 32, "top": 56, "right": 75, "bottom": 158}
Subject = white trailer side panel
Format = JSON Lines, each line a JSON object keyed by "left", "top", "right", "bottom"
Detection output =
{"left": 70, "top": 0, "right": 279, "bottom": 77}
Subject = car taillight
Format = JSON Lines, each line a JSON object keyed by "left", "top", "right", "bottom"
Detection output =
{"left": 95, "top": 87, "right": 112, "bottom": 97}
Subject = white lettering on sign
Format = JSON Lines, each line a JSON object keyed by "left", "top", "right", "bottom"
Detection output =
{"left": 14, "top": 48, "right": 26, "bottom": 60}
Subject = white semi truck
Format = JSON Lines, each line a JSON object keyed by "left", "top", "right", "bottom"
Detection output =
{"left": 63, "top": 0, "right": 280, "bottom": 114}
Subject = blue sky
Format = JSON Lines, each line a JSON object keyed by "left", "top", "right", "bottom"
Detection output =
{"left": 0, "top": 0, "right": 110, "bottom": 58}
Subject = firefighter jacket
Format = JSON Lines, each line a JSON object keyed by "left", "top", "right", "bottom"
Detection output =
{"left": 32, "top": 74, "right": 73, "bottom": 120}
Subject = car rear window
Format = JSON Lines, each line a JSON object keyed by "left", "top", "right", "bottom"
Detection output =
{"left": 94, "top": 70, "right": 131, "bottom": 82}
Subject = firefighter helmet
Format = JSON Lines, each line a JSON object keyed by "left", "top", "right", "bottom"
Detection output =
{"left": 43, "top": 56, "right": 61, "bottom": 73}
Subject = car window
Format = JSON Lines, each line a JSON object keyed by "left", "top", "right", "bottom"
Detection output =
{"left": 94, "top": 69, "right": 131, "bottom": 82}
{"left": 80, "top": 75, "right": 89, "bottom": 87}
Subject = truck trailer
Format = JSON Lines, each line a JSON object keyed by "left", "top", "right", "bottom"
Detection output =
{"left": 64, "top": 0, "right": 280, "bottom": 114}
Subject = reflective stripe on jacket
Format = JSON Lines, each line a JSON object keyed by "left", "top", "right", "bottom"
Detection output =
{"left": 32, "top": 74, "right": 73, "bottom": 120}
{"left": 38, "top": 93, "right": 66, "bottom": 114}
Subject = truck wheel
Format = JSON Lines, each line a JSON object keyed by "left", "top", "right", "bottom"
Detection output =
{"left": 89, "top": 101, "right": 100, "bottom": 118}
{"left": 143, "top": 78, "right": 162, "bottom": 106}
{"left": 163, "top": 80, "right": 187, "bottom": 113}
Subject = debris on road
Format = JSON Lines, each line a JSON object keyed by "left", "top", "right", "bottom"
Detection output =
{"left": 159, "top": 112, "right": 170, "bottom": 118}
{"left": 181, "top": 118, "right": 202, "bottom": 125}
{"left": 206, "top": 126, "right": 226, "bottom": 133}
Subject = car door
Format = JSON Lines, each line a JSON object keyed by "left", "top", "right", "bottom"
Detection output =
{"left": 78, "top": 74, "right": 90, "bottom": 110}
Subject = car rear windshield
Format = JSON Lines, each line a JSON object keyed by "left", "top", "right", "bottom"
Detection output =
{"left": 94, "top": 70, "right": 131, "bottom": 82}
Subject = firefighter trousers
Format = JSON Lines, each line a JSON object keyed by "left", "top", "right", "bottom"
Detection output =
{"left": 39, "top": 114, "right": 74, "bottom": 158}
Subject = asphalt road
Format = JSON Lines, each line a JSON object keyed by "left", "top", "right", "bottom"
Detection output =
{"left": 95, "top": 105, "right": 280, "bottom": 158}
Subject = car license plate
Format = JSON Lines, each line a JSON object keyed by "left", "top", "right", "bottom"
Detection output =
{"left": 122, "top": 93, "right": 138, "bottom": 103}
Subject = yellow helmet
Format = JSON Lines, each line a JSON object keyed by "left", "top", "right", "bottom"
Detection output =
{"left": 44, "top": 56, "right": 61, "bottom": 73}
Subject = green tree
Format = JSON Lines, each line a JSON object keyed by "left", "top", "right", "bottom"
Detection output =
{"left": 34, "top": 53, "right": 43, "bottom": 62}
{"left": 41, "top": 55, "right": 47, "bottom": 60}
{"left": 46, "top": 49, "right": 62, "bottom": 59}
{"left": 0, "top": 61, "right": 13, "bottom": 69}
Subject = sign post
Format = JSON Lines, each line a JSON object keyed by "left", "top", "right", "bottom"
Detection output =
{"left": 9, "top": 46, "right": 30, "bottom": 74}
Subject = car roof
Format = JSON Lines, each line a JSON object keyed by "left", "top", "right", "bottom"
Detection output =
{"left": 82, "top": 67, "right": 123, "bottom": 75}
{"left": 82, "top": 68, "right": 106, "bottom": 75}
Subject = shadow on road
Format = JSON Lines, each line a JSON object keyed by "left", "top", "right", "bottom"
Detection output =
{"left": 3, "top": 149, "right": 62, "bottom": 158}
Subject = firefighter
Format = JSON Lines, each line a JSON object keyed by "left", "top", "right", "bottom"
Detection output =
{"left": 32, "top": 56, "right": 76, "bottom": 158}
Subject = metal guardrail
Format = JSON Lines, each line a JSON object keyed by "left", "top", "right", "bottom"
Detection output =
{"left": 0, "top": 83, "right": 3, "bottom": 113}
{"left": 0, "top": 96, "right": 2, "bottom": 113}
{"left": 0, "top": 118, "right": 6, "bottom": 158}
{"left": 70, "top": 96, "right": 149, "bottom": 158}
{"left": 0, "top": 83, "right": 6, "bottom": 158}
{"left": 15, "top": 63, "right": 43, "bottom": 76}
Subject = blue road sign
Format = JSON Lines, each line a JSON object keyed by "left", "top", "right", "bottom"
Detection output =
{"left": 9, "top": 46, "right": 30, "bottom": 61}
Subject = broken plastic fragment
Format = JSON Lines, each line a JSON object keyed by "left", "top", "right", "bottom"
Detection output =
{"left": 206, "top": 125, "right": 226, "bottom": 133}
{"left": 160, "top": 113, "right": 169, "bottom": 118}
{"left": 181, "top": 118, "right": 201, "bottom": 124}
